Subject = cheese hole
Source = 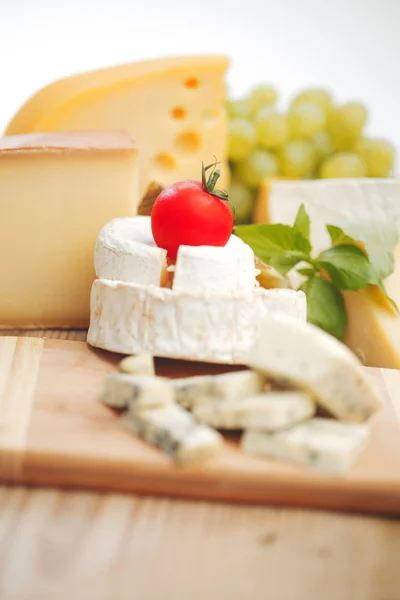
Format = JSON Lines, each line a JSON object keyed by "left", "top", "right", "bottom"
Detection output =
{"left": 171, "top": 106, "right": 187, "bottom": 120}
{"left": 154, "top": 153, "right": 176, "bottom": 171}
{"left": 175, "top": 131, "right": 201, "bottom": 154}
{"left": 184, "top": 77, "right": 199, "bottom": 89}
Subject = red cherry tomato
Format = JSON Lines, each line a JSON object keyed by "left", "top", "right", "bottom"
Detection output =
{"left": 151, "top": 174, "right": 234, "bottom": 260}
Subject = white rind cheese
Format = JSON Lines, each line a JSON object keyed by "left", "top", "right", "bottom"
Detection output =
{"left": 94, "top": 216, "right": 167, "bottom": 286}
{"left": 87, "top": 280, "right": 307, "bottom": 363}
{"left": 268, "top": 178, "right": 400, "bottom": 254}
{"left": 193, "top": 391, "right": 315, "bottom": 431}
{"left": 247, "top": 314, "right": 383, "bottom": 422}
{"left": 102, "top": 373, "right": 173, "bottom": 409}
{"left": 171, "top": 371, "right": 265, "bottom": 409}
{"left": 241, "top": 417, "right": 370, "bottom": 474}
{"left": 121, "top": 403, "right": 222, "bottom": 462}
{"left": 119, "top": 354, "right": 155, "bottom": 375}
{"left": 172, "top": 236, "right": 257, "bottom": 294}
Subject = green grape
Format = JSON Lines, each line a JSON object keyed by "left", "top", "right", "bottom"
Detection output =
{"left": 311, "top": 131, "right": 334, "bottom": 162}
{"left": 226, "top": 99, "right": 252, "bottom": 119}
{"left": 237, "top": 149, "right": 279, "bottom": 188}
{"left": 354, "top": 137, "right": 395, "bottom": 177}
{"left": 279, "top": 140, "right": 316, "bottom": 177}
{"left": 320, "top": 152, "right": 367, "bottom": 178}
{"left": 288, "top": 102, "right": 326, "bottom": 140}
{"left": 291, "top": 89, "right": 333, "bottom": 115}
{"left": 255, "top": 108, "right": 289, "bottom": 149}
{"left": 328, "top": 102, "right": 368, "bottom": 151}
{"left": 229, "top": 180, "right": 255, "bottom": 223}
{"left": 227, "top": 118, "right": 256, "bottom": 162}
{"left": 249, "top": 85, "right": 278, "bottom": 112}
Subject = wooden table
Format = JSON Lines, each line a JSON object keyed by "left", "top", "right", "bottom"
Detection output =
{"left": 1, "top": 330, "right": 400, "bottom": 600}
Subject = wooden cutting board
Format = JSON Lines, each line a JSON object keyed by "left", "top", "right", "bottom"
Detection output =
{"left": 1, "top": 336, "right": 400, "bottom": 516}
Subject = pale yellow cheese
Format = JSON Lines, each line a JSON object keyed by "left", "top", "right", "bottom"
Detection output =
{"left": 343, "top": 246, "right": 400, "bottom": 369}
{"left": 6, "top": 56, "right": 229, "bottom": 196}
{"left": 0, "top": 131, "right": 138, "bottom": 328}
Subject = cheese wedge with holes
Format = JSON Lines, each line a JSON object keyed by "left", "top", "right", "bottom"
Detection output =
{"left": 0, "top": 132, "right": 138, "bottom": 328}
{"left": 6, "top": 56, "right": 229, "bottom": 196}
{"left": 193, "top": 391, "right": 315, "bottom": 431}
{"left": 87, "top": 280, "right": 306, "bottom": 363}
{"left": 95, "top": 216, "right": 168, "bottom": 286}
{"left": 248, "top": 314, "right": 383, "bottom": 422}
{"left": 242, "top": 418, "right": 370, "bottom": 474}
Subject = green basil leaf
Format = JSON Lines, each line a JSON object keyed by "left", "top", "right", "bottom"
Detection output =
{"left": 296, "top": 267, "right": 316, "bottom": 277}
{"left": 234, "top": 224, "right": 310, "bottom": 264}
{"left": 268, "top": 251, "right": 312, "bottom": 275}
{"left": 301, "top": 275, "right": 347, "bottom": 340}
{"left": 316, "top": 244, "right": 372, "bottom": 290}
{"left": 326, "top": 224, "right": 355, "bottom": 246}
{"left": 293, "top": 204, "right": 312, "bottom": 253}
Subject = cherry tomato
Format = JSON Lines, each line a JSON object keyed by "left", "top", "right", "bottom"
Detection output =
{"left": 151, "top": 164, "right": 234, "bottom": 260}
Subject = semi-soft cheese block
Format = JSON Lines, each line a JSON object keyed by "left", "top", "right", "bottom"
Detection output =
{"left": 6, "top": 56, "right": 229, "bottom": 196}
{"left": 0, "top": 132, "right": 138, "bottom": 328}
{"left": 248, "top": 314, "right": 383, "bottom": 422}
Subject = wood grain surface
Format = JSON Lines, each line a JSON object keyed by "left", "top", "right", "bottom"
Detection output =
{"left": 0, "top": 330, "right": 400, "bottom": 600}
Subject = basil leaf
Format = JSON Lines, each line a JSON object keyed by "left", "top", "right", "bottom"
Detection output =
{"left": 326, "top": 224, "right": 355, "bottom": 246}
{"left": 301, "top": 275, "right": 347, "bottom": 340}
{"left": 268, "top": 250, "right": 312, "bottom": 275}
{"left": 316, "top": 244, "right": 372, "bottom": 290}
{"left": 293, "top": 203, "right": 311, "bottom": 250}
{"left": 234, "top": 223, "right": 310, "bottom": 264}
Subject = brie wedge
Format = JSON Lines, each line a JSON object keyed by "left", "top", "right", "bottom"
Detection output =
{"left": 242, "top": 418, "right": 370, "bottom": 474}
{"left": 87, "top": 281, "right": 307, "bottom": 363}
{"left": 247, "top": 314, "right": 383, "bottom": 422}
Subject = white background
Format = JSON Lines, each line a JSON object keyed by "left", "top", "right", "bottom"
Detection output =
{"left": 1, "top": 0, "right": 399, "bottom": 148}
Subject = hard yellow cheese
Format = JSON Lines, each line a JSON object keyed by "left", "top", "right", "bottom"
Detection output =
{"left": 6, "top": 56, "right": 229, "bottom": 196}
{"left": 0, "top": 131, "right": 138, "bottom": 328}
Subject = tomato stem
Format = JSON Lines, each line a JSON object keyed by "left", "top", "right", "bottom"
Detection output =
{"left": 201, "top": 159, "right": 236, "bottom": 218}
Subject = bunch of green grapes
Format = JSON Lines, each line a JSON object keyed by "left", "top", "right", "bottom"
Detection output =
{"left": 226, "top": 86, "right": 396, "bottom": 223}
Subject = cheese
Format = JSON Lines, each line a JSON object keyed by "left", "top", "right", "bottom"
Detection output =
{"left": 255, "top": 178, "right": 400, "bottom": 254}
{"left": 121, "top": 403, "right": 222, "bottom": 462}
{"left": 95, "top": 216, "right": 168, "bottom": 286}
{"left": 171, "top": 371, "right": 265, "bottom": 409}
{"left": 6, "top": 56, "right": 229, "bottom": 196}
{"left": 102, "top": 373, "right": 173, "bottom": 409}
{"left": 247, "top": 314, "right": 383, "bottom": 422}
{"left": 87, "top": 280, "right": 307, "bottom": 363}
{"left": 241, "top": 418, "right": 370, "bottom": 474}
{"left": 172, "top": 236, "right": 257, "bottom": 294}
{"left": 193, "top": 391, "right": 315, "bottom": 431}
{"left": 119, "top": 354, "right": 155, "bottom": 376}
{"left": 0, "top": 132, "right": 138, "bottom": 328}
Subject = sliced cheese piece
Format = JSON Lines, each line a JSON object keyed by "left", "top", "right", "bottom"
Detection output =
{"left": 6, "top": 56, "right": 229, "bottom": 196}
{"left": 171, "top": 371, "right": 265, "bottom": 409}
{"left": 248, "top": 314, "right": 383, "bottom": 422}
{"left": 0, "top": 131, "right": 138, "bottom": 328}
{"left": 95, "top": 216, "right": 168, "bottom": 286}
{"left": 119, "top": 354, "right": 155, "bottom": 375}
{"left": 87, "top": 280, "right": 307, "bottom": 364}
{"left": 102, "top": 373, "right": 173, "bottom": 409}
{"left": 193, "top": 391, "right": 315, "bottom": 431}
{"left": 256, "top": 178, "right": 400, "bottom": 254}
{"left": 172, "top": 236, "right": 257, "bottom": 294}
{"left": 241, "top": 418, "right": 370, "bottom": 474}
{"left": 121, "top": 403, "right": 222, "bottom": 462}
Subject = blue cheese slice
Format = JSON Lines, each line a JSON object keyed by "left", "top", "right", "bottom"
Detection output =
{"left": 248, "top": 314, "right": 383, "bottom": 422}
{"left": 102, "top": 373, "right": 173, "bottom": 409}
{"left": 121, "top": 404, "right": 222, "bottom": 462}
{"left": 241, "top": 418, "right": 370, "bottom": 474}
{"left": 119, "top": 354, "right": 155, "bottom": 375}
{"left": 171, "top": 370, "right": 265, "bottom": 409}
{"left": 193, "top": 391, "right": 315, "bottom": 431}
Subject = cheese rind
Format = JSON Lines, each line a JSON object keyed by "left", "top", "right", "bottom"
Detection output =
{"left": 0, "top": 132, "right": 138, "bottom": 328}
{"left": 87, "top": 280, "right": 307, "bottom": 364}
{"left": 247, "top": 314, "right": 383, "bottom": 422}
{"left": 102, "top": 373, "right": 173, "bottom": 409}
{"left": 193, "top": 391, "right": 315, "bottom": 431}
{"left": 171, "top": 371, "right": 265, "bottom": 409}
{"left": 6, "top": 56, "right": 229, "bottom": 196}
{"left": 241, "top": 418, "right": 370, "bottom": 474}
{"left": 121, "top": 403, "right": 222, "bottom": 462}
{"left": 172, "top": 236, "right": 257, "bottom": 294}
{"left": 119, "top": 355, "right": 155, "bottom": 375}
{"left": 95, "top": 216, "right": 167, "bottom": 286}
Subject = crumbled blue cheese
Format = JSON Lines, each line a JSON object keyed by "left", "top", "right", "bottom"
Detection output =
{"left": 102, "top": 373, "right": 173, "bottom": 409}
{"left": 119, "top": 354, "right": 155, "bottom": 375}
